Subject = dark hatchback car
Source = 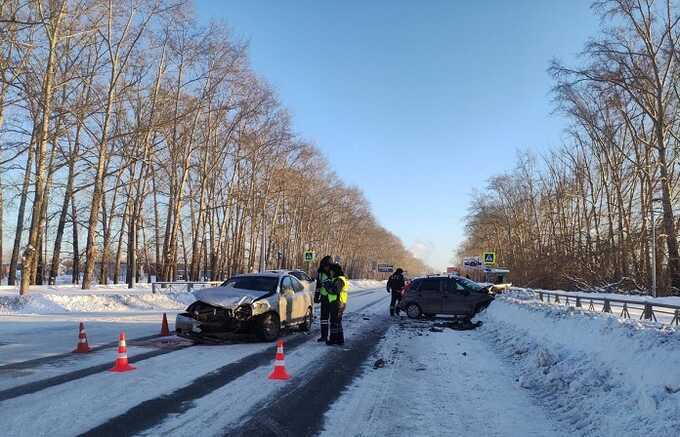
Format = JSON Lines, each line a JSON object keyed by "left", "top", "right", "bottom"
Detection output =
{"left": 399, "top": 275, "right": 494, "bottom": 319}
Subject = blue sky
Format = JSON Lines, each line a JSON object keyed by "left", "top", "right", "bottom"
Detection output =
{"left": 195, "top": 1, "right": 600, "bottom": 270}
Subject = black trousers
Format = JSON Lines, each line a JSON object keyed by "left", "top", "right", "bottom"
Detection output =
{"left": 390, "top": 291, "right": 402, "bottom": 316}
{"left": 329, "top": 299, "right": 345, "bottom": 344}
{"left": 319, "top": 295, "right": 330, "bottom": 340}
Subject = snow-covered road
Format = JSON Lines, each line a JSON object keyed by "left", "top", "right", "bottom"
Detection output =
{"left": 321, "top": 318, "right": 563, "bottom": 437}
{"left": 1, "top": 285, "right": 678, "bottom": 436}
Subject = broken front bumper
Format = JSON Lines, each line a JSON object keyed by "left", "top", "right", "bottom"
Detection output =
{"left": 174, "top": 302, "right": 255, "bottom": 341}
{"left": 175, "top": 313, "right": 203, "bottom": 338}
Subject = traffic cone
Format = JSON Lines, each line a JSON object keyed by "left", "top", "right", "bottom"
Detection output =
{"left": 268, "top": 339, "right": 291, "bottom": 380}
{"left": 73, "top": 322, "right": 91, "bottom": 353}
{"left": 110, "top": 331, "right": 135, "bottom": 372}
{"left": 160, "top": 313, "right": 170, "bottom": 337}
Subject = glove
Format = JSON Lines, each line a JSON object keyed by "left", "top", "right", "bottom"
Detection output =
{"left": 314, "top": 291, "right": 321, "bottom": 303}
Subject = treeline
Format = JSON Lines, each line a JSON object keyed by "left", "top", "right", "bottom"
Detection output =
{"left": 0, "top": 0, "right": 428, "bottom": 294}
{"left": 458, "top": 0, "right": 680, "bottom": 294}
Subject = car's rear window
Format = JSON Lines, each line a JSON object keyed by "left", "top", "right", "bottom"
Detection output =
{"left": 221, "top": 276, "right": 279, "bottom": 293}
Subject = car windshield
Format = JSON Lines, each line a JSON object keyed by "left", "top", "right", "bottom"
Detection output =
{"left": 290, "top": 271, "right": 311, "bottom": 281}
{"left": 456, "top": 277, "right": 484, "bottom": 291}
{"left": 221, "top": 276, "right": 279, "bottom": 293}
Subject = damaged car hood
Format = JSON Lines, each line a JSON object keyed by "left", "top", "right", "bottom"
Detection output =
{"left": 193, "top": 286, "right": 270, "bottom": 309}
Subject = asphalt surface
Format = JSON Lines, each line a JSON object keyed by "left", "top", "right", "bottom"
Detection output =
{"left": 229, "top": 315, "right": 390, "bottom": 437}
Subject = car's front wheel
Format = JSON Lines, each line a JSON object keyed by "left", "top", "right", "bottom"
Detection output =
{"left": 406, "top": 303, "right": 422, "bottom": 319}
{"left": 255, "top": 312, "right": 280, "bottom": 341}
{"left": 299, "top": 306, "right": 313, "bottom": 332}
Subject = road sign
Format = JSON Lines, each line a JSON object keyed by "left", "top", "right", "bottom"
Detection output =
{"left": 377, "top": 263, "right": 394, "bottom": 273}
{"left": 483, "top": 252, "right": 496, "bottom": 266}
{"left": 303, "top": 251, "right": 316, "bottom": 262}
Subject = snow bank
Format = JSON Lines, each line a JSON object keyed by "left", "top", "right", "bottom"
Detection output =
{"left": 0, "top": 292, "right": 195, "bottom": 314}
{"left": 0, "top": 279, "right": 383, "bottom": 314}
{"left": 479, "top": 298, "right": 680, "bottom": 435}
{"left": 348, "top": 280, "right": 385, "bottom": 291}
{"left": 508, "top": 286, "right": 680, "bottom": 306}
{"left": 0, "top": 282, "right": 153, "bottom": 297}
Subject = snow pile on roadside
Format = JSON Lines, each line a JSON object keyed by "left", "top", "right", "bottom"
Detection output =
{"left": 348, "top": 279, "right": 385, "bottom": 291}
{"left": 506, "top": 286, "right": 680, "bottom": 306}
{"left": 479, "top": 298, "right": 680, "bottom": 435}
{"left": 0, "top": 291, "right": 196, "bottom": 314}
{"left": 0, "top": 283, "right": 154, "bottom": 297}
{"left": 0, "top": 279, "right": 384, "bottom": 314}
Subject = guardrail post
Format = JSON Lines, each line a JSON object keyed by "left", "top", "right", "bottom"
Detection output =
{"left": 187, "top": 282, "right": 193, "bottom": 293}
{"left": 602, "top": 300, "right": 611, "bottom": 313}
{"left": 672, "top": 309, "right": 680, "bottom": 326}
{"left": 641, "top": 304, "right": 657, "bottom": 322}
{"left": 565, "top": 296, "right": 570, "bottom": 306}
{"left": 539, "top": 291, "right": 543, "bottom": 301}
{"left": 554, "top": 294, "right": 560, "bottom": 304}
{"left": 575, "top": 296, "right": 582, "bottom": 308}
{"left": 152, "top": 283, "right": 156, "bottom": 294}
{"left": 588, "top": 299, "right": 595, "bottom": 311}
{"left": 620, "top": 303, "right": 630, "bottom": 319}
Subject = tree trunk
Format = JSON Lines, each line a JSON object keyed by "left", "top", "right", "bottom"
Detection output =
{"left": 9, "top": 130, "right": 35, "bottom": 286}
{"left": 71, "top": 194, "right": 80, "bottom": 285}
{"left": 20, "top": 3, "right": 66, "bottom": 295}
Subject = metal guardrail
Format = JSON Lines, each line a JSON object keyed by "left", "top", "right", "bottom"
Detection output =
{"left": 151, "top": 281, "right": 222, "bottom": 294}
{"left": 532, "top": 290, "right": 680, "bottom": 326}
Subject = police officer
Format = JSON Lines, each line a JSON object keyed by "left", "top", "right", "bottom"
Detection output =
{"left": 315, "top": 255, "right": 333, "bottom": 342}
{"left": 326, "top": 263, "right": 349, "bottom": 345}
{"left": 387, "top": 268, "right": 405, "bottom": 316}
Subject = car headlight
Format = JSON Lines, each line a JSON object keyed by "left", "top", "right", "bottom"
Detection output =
{"left": 252, "top": 300, "right": 271, "bottom": 316}
{"left": 234, "top": 304, "right": 253, "bottom": 320}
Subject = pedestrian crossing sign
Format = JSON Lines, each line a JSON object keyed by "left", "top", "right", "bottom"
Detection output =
{"left": 304, "top": 251, "right": 316, "bottom": 262}
{"left": 483, "top": 252, "right": 496, "bottom": 266}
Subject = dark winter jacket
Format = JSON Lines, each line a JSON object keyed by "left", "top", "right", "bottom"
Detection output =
{"left": 387, "top": 272, "right": 405, "bottom": 292}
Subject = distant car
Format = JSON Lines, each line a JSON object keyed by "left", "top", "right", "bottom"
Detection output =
{"left": 175, "top": 272, "right": 314, "bottom": 342}
{"left": 399, "top": 275, "right": 494, "bottom": 319}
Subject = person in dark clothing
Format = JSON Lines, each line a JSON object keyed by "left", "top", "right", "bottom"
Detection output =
{"left": 325, "top": 263, "right": 349, "bottom": 345}
{"left": 386, "top": 268, "right": 405, "bottom": 316}
{"left": 315, "top": 255, "right": 333, "bottom": 342}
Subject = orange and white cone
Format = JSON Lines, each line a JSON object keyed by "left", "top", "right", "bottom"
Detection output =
{"left": 110, "top": 331, "right": 135, "bottom": 372}
{"left": 268, "top": 339, "right": 291, "bottom": 380}
{"left": 73, "top": 322, "right": 91, "bottom": 353}
{"left": 160, "top": 313, "right": 170, "bottom": 337}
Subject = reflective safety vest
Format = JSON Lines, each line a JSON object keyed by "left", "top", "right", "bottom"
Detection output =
{"left": 319, "top": 272, "right": 330, "bottom": 296}
{"left": 328, "top": 275, "right": 349, "bottom": 304}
